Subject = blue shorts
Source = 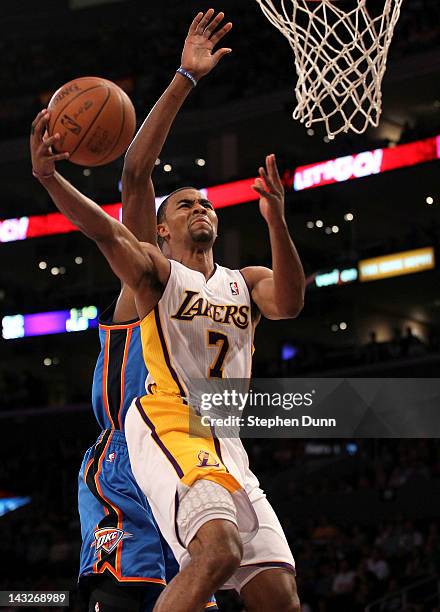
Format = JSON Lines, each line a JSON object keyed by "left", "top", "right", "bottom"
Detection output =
{"left": 78, "top": 429, "right": 218, "bottom": 610}
{"left": 78, "top": 429, "right": 178, "bottom": 588}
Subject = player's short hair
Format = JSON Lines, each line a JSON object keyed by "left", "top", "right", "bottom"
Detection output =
{"left": 156, "top": 186, "right": 199, "bottom": 247}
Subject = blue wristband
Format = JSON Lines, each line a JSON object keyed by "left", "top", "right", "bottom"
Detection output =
{"left": 177, "top": 67, "right": 197, "bottom": 87}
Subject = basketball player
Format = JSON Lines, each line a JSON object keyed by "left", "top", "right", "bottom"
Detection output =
{"left": 76, "top": 181, "right": 217, "bottom": 612}
{"left": 77, "top": 291, "right": 181, "bottom": 612}
{"left": 31, "top": 12, "right": 228, "bottom": 610}
{"left": 33, "top": 161, "right": 218, "bottom": 611}
{"left": 30, "top": 10, "right": 304, "bottom": 611}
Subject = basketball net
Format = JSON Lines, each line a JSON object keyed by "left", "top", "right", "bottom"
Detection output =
{"left": 255, "top": 0, "right": 403, "bottom": 137}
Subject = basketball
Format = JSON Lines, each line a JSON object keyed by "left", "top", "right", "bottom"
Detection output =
{"left": 47, "top": 76, "right": 136, "bottom": 166}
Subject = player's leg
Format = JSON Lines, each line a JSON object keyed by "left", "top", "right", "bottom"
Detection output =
{"left": 78, "top": 431, "right": 168, "bottom": 610}
{"left": 159, "top": 514, "right": 220, "bottom": 610}
{"left": 240, "top": 568, "right": 300, "bottom": 612}
{"left": 231, "top": 492, "right": 300, "bottom": 612}
{"left": 153, "top": 475, "right": 245, "bottom": 611}
{"left": 154, "top": 518, "right": 243, "bottom": 612}
{"left": 125, "top": 398, "right": 259, "bottom": 611}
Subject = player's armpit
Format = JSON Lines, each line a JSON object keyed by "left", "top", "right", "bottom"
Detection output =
{"left": 113, "top": 284, "right": 138, "bottom": 323}
{"left": 241, "top": 266, "right": 303, "bottom": 320}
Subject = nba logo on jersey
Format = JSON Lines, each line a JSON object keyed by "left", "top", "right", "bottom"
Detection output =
{"left": 230, "top": 281, "right": 239, "bottom": 295}
{"left": 106, "top": 452, "right": 116, "bottom": 463}
{"left": 92, "top": 527, "right": 132, "bottom": 554}
{"left": 197, "top": 450, "right": 220, "bottom": 468}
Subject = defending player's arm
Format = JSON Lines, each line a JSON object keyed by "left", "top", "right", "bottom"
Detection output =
{"left": 113, "top": 173, "right": 157, "bottom": 321}
{"left": 30, "top": 110, "right": 169, "bottom": 307}
{"left": 117, "top": 10, "right": 232, "bottom": 320}
{"left": 122, "top": 8, "right": 233, "bottom": 237}
{"left": 241, "top": 154, "right": 305, "bottom": 320}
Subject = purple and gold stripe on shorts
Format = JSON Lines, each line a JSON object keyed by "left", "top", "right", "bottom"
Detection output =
{"left": 135, "top": 397, "right": 184, "bottom": 478}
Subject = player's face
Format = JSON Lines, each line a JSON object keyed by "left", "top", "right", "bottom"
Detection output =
{"left": 163, "top": 189, "right": 218, "bottom": 247}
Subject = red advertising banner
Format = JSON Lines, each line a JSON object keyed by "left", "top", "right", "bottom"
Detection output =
{"left": 293, "top": 135, "right": 440, "bottom": 191}
{"left": 1, "top": 135, "right": 438, "bottom": 244}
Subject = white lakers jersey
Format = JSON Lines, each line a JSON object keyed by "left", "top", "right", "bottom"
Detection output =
{"left": 140, "top": 260, "right": 253, "bottom": 402}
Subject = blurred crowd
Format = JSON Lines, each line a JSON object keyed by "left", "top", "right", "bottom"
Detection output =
{"left": 218, "top": 517, "right": 440, "bottom": 611}
{"left": 256, "top": 325, "right": 440, "bottom": 378}
{"left": 248, "top": 439, "right": 439, "bottom": 496}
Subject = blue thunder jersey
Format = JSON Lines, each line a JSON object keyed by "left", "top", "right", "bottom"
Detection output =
{"left": 92, "top": 306, "right": 148, "bottom": 431}
{"left": 80, "top": 303, "right": 179, "bottom": 587}
{"left": 80, "top": 303, "right": 218, "bottom": 609}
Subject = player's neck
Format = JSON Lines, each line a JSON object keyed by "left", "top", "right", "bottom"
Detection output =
{"left": 172, "top": 246, "right": 215, "bottom": 280}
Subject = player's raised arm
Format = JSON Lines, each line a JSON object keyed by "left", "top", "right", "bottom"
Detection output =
{"left": 241, "top": 154, "right": 305, "bottom": 320}
{"left": 30, "top": 110, "right": 169, "bottom": 300}
{"left": 122, "top": 9, "right": 233, "bottom": 242}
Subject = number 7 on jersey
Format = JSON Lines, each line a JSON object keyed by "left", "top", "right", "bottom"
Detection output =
{"left": 207, "top": 331, "right": 230, "bottom": 378}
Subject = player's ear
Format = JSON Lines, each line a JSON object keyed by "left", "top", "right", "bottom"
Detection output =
{"left": 157, "top": 223, "right": 170, "bottom": 243}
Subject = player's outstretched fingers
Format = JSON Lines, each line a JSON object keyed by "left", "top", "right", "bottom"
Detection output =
{"left": 252, "top": 177, "right": 270, "bottom": 197}
{"left": 259, "top": 166, "right": 277, "bottom": 193}
{"left": 196, "top": 8, "right": 215, "bottom": 34}
{"left": 188, "top": 11, "right": 204, "bottom": 35}
{"left": 204, "top": 11, "right": 224, "bottom": 37}
{"left": 210, "top": 22, "right": 233, "bottom": 46}
{"left": 268, "top": 153, "right": 282, "bottom": 183}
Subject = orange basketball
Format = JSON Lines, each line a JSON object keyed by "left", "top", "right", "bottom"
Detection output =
{"left": 47, "top": 77, "right": 136, "bottom": 167}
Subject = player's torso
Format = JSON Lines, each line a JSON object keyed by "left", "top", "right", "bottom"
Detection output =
{"left": 92, "top": 319, "right": 148, "bottom": 430}
{"left": 140, "top": 261, "right": 253, "bottom": 400}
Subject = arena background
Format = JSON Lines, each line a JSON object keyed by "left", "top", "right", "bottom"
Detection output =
{"left": 0, "top": 0, "right": 439, "bottom": 610}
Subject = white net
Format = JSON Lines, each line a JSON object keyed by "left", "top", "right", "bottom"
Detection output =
{"left": 255, "top": 0, "right": 403, "bottom": 137}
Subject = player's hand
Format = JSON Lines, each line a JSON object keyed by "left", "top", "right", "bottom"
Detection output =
{"left": 181, "top": 9, "right": 233, "bottom": 81}
{"left": 30, "top": 109, "right": 69, "bottom": 179}
{"left": 252, "top": 154, "right": 286, "bottom": 226}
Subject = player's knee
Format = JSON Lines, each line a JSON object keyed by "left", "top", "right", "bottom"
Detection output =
{"left": 188, "top": 515, "right": 243, "bottom": 584}
{"left": 204, "top": 535, "right": 242, "bottom": 582}
{"left": 179, "top": 479, "right": 243, "bottom": 584}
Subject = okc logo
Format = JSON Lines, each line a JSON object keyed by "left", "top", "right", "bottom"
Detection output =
{"left": 197, "top": 450, "right": 220, "bottom": 468}
{"left": 92, "top": 528, "right": 132, "bottom": 555}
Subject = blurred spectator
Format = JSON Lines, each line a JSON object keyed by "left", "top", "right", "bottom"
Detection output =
{"left": 366, "top": 549, "right": 390, "bottom": 581}
{"left": 401, "top": 326, "right": 427, "bottom": 358}
{"left": 332, "top": 559, "right": 356, "bottom": 594}
{"left": 312, "top": 516, "right": 339, "bottom": 543}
